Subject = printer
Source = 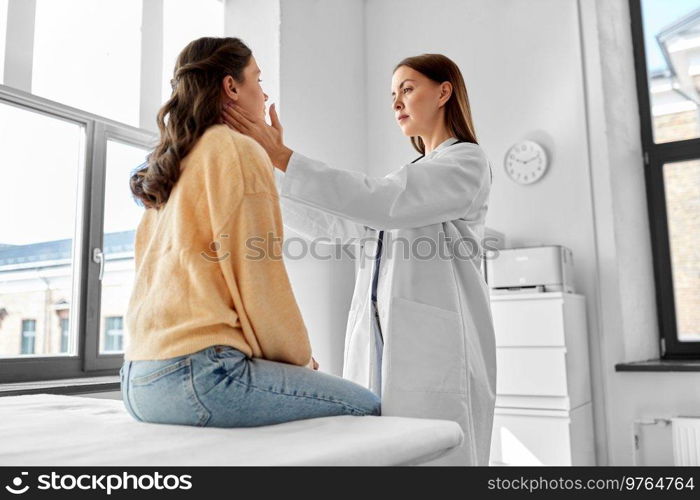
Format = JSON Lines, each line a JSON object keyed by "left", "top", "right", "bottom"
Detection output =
{"left": 485, "top": 245, "right": 575, "bottom": 294}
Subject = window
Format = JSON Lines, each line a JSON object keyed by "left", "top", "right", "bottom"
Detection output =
{"left": 161, "top": 0, "right": 224, "bottom": 103}
{"left": 0, "top": 101, "right": 84, "bottom": 359}
{"left": 630, "top": 0, "right": 700, "bottom": 358}
{"left": 31, "top": 0, "right": 143, "bottom": 126}
{"left": 99, "top": 140, "right": 149, "bottom": 355}
{"left": 0, "top": 0, "right": 8, "bottom": 83}
{"left": 0, "top": 86, "right": 156, "bottom": 382}
{"left": 59, "top": 317, "right": 69, "bottom": 353}
{"left": 20, "top": 320, "right": 36, "bottom": 355}
{"left": 661, "top": 159, "right": 700, "bottom": 343}
{"left": 103, "top": 316, "right": 124, "bottom": 353}
{"left": 638, "top": 0, "right": 700, "bottom": 143}
{"left": 0, "top": 1, "right": 221, "bottom": 382}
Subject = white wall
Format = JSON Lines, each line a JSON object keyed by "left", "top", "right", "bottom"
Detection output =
{"left": 279, "top": 0, "right": 367, "bottom": 174}
{"left": 278, "top": 0, "right": 366, "bottom": 376}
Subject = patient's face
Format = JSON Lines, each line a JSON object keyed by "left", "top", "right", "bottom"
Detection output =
{"left": 391, "top": 65, "right": 443, "bottom": 137}
{"left": 223, "top": 56, "right": 269, "bottom": 120}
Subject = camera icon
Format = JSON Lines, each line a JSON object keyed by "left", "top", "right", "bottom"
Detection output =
{"left": 5, "top": 472, "right": 29, "bottom": 494}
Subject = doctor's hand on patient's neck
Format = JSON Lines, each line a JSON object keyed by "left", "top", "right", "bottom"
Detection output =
{"left": 221, "top": 102, "right": 293, "bottom": 172}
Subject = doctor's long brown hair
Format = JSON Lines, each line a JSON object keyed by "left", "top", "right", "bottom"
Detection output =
{"left": 394, "top": 54, "right": 478, "bottom": 155}
{"left": 130, "top": 37, "right": 252, "bottom": 209}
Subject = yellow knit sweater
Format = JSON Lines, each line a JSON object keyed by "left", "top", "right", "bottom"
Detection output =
{"left": 124, "top": 124, "right": 312, "bottom": 365}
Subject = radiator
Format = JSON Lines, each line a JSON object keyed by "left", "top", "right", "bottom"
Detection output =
{"left": 672, "top": 417, "right": 700, "bottom": 466}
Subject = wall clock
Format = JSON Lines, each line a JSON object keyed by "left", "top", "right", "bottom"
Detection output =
{"left": 504, "top": 140, "right": 548, "bottom": 185}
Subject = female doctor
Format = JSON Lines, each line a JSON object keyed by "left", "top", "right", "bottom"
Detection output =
{"left": 222, "top": 53, "right": 496, "bottom": 466}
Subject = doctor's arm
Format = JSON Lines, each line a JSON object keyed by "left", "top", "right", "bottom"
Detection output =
{"left": 279, "top": 147, "right": 490, "bottom": 230}
{"left": 273, "top": 168, "right": 368, "bottom": 245}
{"left": 219, "top": 102, "right": 488, "bottom": 230}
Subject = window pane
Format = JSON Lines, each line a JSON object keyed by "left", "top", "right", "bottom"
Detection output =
{"left": 0, "top": 0, "right": 8, "bottom": 83}
{"left": 59, "top": 316, "right": 69, "bottom": 353}
{"left": 663, "top": 159, "right": 700, "bottom": 341}
{"left": 98, "top": 139, "right": 149, "bottom": 355}
{"left": 32, "top": 0, "right": 143, "bottom": 126}
{"left": 641, "top": 0, "right": 700, "bottom": 143}
{"left": 103, "top": 316, "right": 124, "bottom": 352}
{"left": 162, "top": 0, "right": 224, "bottom": 103}
{"left": 0, "top": 102, "right": 85, "bottom": 358}
{"left": 21, "top": 319, "right": 36, "bottom": 354}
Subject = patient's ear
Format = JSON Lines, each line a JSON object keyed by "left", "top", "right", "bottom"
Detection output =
{"left": 222, "top": 75, "right": 239, "bottom": 102}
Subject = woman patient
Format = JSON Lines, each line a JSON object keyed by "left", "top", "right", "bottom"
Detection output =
{"left": 120, "top": 36, "right": 380, "bottom": 427}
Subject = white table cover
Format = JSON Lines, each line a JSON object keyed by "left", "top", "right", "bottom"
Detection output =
{"left": 0, "top": 394, "right": 463, "bottom": 466}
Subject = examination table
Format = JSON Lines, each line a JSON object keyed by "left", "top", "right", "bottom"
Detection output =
{"left": 0, "top": 394, "right": 463, "bottom": 466}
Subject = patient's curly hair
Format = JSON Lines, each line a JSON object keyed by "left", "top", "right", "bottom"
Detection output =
{"left": 130, "top": 37, "right": 252, "bottom": 209}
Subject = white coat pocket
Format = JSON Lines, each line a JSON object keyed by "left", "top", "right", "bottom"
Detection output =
{"left": 386, "top": 296, "right": 466, "bottom": 394}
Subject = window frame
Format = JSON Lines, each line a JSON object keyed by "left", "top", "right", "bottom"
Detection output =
{"left": 83, "top": 122, "right": 154, "bottom": 373}
{"left": 0, "top": 84, "right": 156, "bottom": 382}
{"left": 629, "top": 0, "right": 700, "bottom": 359}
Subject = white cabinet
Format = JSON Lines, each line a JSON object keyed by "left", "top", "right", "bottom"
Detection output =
{"left": 490, "top": 404, "right": 596, "bottom": 466}
{"left": 488, "top": 292, "right": 596, "bottom": 465}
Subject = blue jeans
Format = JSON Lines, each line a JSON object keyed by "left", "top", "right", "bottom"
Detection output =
{"left": 119, "top": 345, "right": 381, "bottom": 427}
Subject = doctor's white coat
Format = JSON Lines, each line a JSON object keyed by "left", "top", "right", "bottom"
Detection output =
{"left": 275, "top": 137, "right": 497, "bottom": 466}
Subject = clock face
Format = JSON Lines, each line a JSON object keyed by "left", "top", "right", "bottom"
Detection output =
{"left": 504, "top": 140, "right": 548, "bottom": 185}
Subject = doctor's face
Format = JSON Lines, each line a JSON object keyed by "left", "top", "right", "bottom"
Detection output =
{"left": 222, "top": 56, "right": 269, "bottom": 120}
{"left": 391, "top": 65, "right": 448, "bottom": 137}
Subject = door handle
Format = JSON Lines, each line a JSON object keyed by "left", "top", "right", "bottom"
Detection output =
{"left": 92, "top": 247, "right": 104, "bottom": 281}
